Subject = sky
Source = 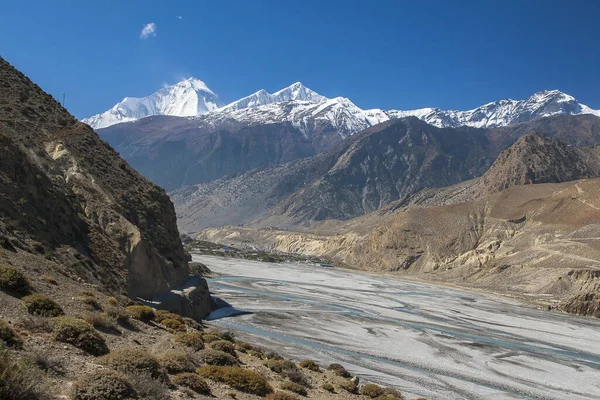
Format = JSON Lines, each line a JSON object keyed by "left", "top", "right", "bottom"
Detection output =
{"left": 1, "top": 0, "right": 599, "bottom": 119}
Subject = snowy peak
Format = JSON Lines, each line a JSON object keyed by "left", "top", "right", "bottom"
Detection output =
{"left": 219, "top": 82, "right": 327, "bottom": 112}
{"left": 83, "top": 77, "right": 223, "bottom": 129}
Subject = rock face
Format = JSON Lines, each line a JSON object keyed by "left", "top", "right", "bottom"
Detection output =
{"left": 174, "top": 115, "right": 600, "bottom": 232}
{"left": 0, "top": 57, "right": 211, "bottom": 317}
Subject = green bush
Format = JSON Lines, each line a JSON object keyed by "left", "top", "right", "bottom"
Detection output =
{"left": 0, "top": 265, "right": 29, "bottom": 293}
{"left": 328, "top": 363, "right": 351, "bottom": 378}
{"left": 197, "top": 349, "right": 239, "bottom": 366}
{"left": 0, "top": 319, "right": 22, "bottom": 348}
{"left": 155, "top": 310, "right": 183, "bottom": 323}
{"left": 263, "top": 359, "right": 298, "bottom": 374}
{"left": 71, "top": 370, "right": 136, "bottom": 400}
{"left": 22, "top": 294, "right": 64, "bottom": 317}
{"left": 265, "top": 392, "right": 300, "bottom": 400}
{"left": 51, "top": 316, "right": 108, "bottom": 356}
{"left": 321, "top": 383, "right": 335, "bottom": 393}
{"left": 0, "top": 349, "right": 52, "bottom": 400}
{"left": 360, "top": 383, "right": 385, "bottom": 398}
{"left": 209, "top": 339, "right": 236, "bottom": 356}
{"left": 98, "top": 348, "right": 163, "bottom": 379}
{"left": 157, "top": 352, "right": 199, "bottom": 374}
{"left": 281, "top": 381, "right": 308, "bottom": 396}
{"left": 197, "top": 365, "right": 273, "bottom": 396}
{"left": 235, "top": 341, "right": 253, "bottom": 353}
{"left": 299, "top": 359, "right": 320, "bottom": 372}
{"left": 174, "top": 332, "right": 204, "bottom": 351}
{"left": 160, "top": 318, "right": 186, "bottom": 332}
{"left": 125, "top": 305, "right": 155, "bottom": 322}
{"left": 172, "top": 372, "right": 211, "bottom": 395}
{"left": 337, "top": 378, "right": 357, "bottom": 394}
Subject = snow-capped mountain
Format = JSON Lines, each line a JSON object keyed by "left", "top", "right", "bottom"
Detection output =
{"left": 84, "top": 76, "right": 600, "bottom": 134}
{"left": 218, "top": 82, "right": 327, "bottom": 112}
{"left": 388, "top": 90, "right": 600, "bottom": 129}
{"left": 82, "top": 78, "right": 223, "bottom": 129}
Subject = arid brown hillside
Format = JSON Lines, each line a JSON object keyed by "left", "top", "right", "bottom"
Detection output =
{"left": 0, "top": 57, "right": 209, "bottom": 314}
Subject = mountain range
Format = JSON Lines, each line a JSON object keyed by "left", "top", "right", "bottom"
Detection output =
{"left": 84, "top": 78, "right": 600, "bottom": 132}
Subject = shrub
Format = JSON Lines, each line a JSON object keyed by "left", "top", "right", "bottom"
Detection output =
{"left": 26, "top": 351, "right": 65, "bottom": 376}
{"left": 107, "top": 297, "right": 118, "bottom": 306}
{"left": 160, "top": 318, "right": 186, "bottom": 332}
{"left": 16, "top": 316, "right": 52, "bottom": 334}
{"left": 209, "top": 339, "right": 236, "bottom": 356}
{"left": 182, "top": 317, "right": 203, "bottom": 331}
{"left": 197, "top": 349, "right": 239, "bottom": 366}
{"left": 174, "top": 332, "right": 204, "bottom": 351}
{"left": 158, "top": 352, "right": 199, "bottom": 374}
{"left": 337, "top": 378, "right": 357, "bottom": 394}
{"left": 197, "top": 365, "right": 273, "bottom": 396}
{"left": 125, "top": 305, "right": 155, "bottom": 322}
{"left": 51, "top": 316, "right": 109, "bottom": 356}
{"left": 127, "top": 371, "right": 170, "bottom": 400}
{"left": 380, "top": 387, "right": 405, "bottom": 400}
{"left": 80, "top": 296, "right": 102, "bottom": 311}
{"left": 265, "top": 392, "right": 300, "bottom": 400}
{"left": 22, "top": 294, "right": 64, "bottom": 317}
{"left": 321, "top": 383, "right": 335, "bottom": 393}
{"left": 83, "top": 313, "right": 117, "bottom": 332}
{"left": 361, "top": 383, "right": 385, "bottom": 398}
{"left": 221, "top": 331, "right": 235, "bottom": 342}
{"left": 328, "top": 363, "right": 351, "bottom": 378}
{"left": 0, "top": 349, "right": 52, "bottom": 400}
{"left": 299, "top": 359, "right": 320, "bottom": 372}
{"left": 266, "top": 351, "right": 283, "bottom": 360}
{"left": 0, "top": 319, "right": 22, "bottom": 348}
{"left": 248, "top": 348, "right": 266, "bottom": 359}
{"left": 264, "top": 359, "right": 298, "bottom": 374}
{"left": 172, "top": 372, "right": 210, "bottom": 395}
{"left": 235, "top": 341, "right": 253, "bottom": 353}
{"left": 0, "top": 265, "right": 29, "bottom": 293}
{"left": 41, "top": 275, "right": 57, "bottom": 285}
{"left": 281, "top": 381, "right": 308, "bottom": 396}
{"left": 71, "top": 370, "right": 136, "bottom": 400}
{"left": 98, "top": 348, "right": 163, "bottom": 379}
{"left": 202, "top": 332, "right": 223, "bottom": 343}
{"left": 155, "top": 310, "right": 182, "bottom": 323}
{"left": 105, "top": 306, "right": 131, "bottom": 326}
{"left": 283, "top": 370, "right": 310, "bottom": 387}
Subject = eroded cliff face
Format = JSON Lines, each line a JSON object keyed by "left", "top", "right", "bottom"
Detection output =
{"left": 0, "top": 57, "right": 211, "bottom": 317}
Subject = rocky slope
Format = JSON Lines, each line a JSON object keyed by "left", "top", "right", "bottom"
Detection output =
{"left": 0, "top": 57, "right": 210, "bottom": 317}
{"left": 174, "top": 115, "right": 600, "bottom": 232}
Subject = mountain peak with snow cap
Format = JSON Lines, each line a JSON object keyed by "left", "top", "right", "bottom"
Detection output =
{"left": 218, "top": 82, "right": 327, "bottom": 112}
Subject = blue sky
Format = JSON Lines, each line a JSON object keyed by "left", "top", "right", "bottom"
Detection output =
{"left": 1, "top": 0, "right": 599, "bottom": 119}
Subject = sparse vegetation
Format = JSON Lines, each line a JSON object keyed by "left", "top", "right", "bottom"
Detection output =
{"left": 283, "top": 369, "right": 310, "bottom": 387}
{"left": 328, "top": 363, "right": 352, "bottom": 378}
{"left": 22, "top": 294, "right": 64, "bottom": 317}
{"left": 0, "top": 349, "right": 52, "bottom": 400}
{"left": 197, "top": 365, "right": 273, "bottom": 396}
{"left": 40, "top": 275, "right": 57, "bottom": 285}
{"left": 51, "top": 316, "right": 109, "bottom": 356}
{"left": 360, "top": 383, "right": 385, "bottom": 398}
{"left": 158, "top": 352, "right": 198, "bottom": 374}
{"left": 197, "top": 349, "right": 239, "bottom": 366}
{"left": 71, "top": 370, "right": 136, "bottom": 400}
{"left": 281, "top": 381, "right": 308, "bottom": 396}
{"left": 181, "top": 317, "right": 203, "bottom": 331}
{"left": 174, "top": 332, "right": 204, "bottom": 351}
{"left": 299, "top": 359, "right": 320, "bottom": 372}
{"left": 337, "top": 378, "right": 358, "bottom": 394}
{"left": 0, "top": 319, "right": 22, "bottom": 348}
{"left": 321, "top": 383, "right": 335, "bottom": 393}
{"left": 235, "top": 341, "right": 253, "bottom": 353}
{"left": 126, "top": 371, "right": 170, "bottom": 400}
{"left": 209, "top": 339, "right": 236, "bottom": 356}
{"left": 98, "top": 348, "right": 164, "bottom": 379}
{"left": 105, "top": 306, "right": 131, "bottom": 326}
{"left": 83, "top": 313, "right": 118, "bottom": 332}
{"left": 202, "top": 332, "right": 224, "bottom": 343}
{"left": 265, "top": 392, "right": 300, "bottom": 400}
{"left": 155, "top": 310, "right": 183, "bottom": 322}
{"left": 125, "top": 305, "right": 155, "bottom": 322}
{"left": 79, "top": 296, "right": 102, "bottom": 311}
{"left": 0, "top": 265, "right": 29, "bottom": 293}
{"left": 160, "top": 318, "right": 186, "bottom": 332}
{"left": 172, "top": 373, "right": 211, "bottom": 395}
{"left": 264, "top": 359, "right": 298, "bottom": 373}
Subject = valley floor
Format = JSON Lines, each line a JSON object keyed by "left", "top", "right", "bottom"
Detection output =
{"left": 197, "top": 254, "right": 600, "bottom": 400}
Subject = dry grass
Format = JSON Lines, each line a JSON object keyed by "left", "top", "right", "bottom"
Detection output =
{"left": 0, "top": 349, "right": 53, "bottom": 400}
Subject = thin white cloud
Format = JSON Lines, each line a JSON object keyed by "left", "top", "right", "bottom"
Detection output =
{"left": 140, "top": 22, "right": 157, "bottom": 39}
{"left": 177, "top": 15, "right": 183, "bottom": 20}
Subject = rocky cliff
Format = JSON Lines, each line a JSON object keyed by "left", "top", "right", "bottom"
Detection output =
{"left": 0, "top": 57, "right": 211, "bottom": 318}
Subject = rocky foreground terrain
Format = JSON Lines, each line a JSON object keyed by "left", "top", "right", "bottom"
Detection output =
{"left": 0, "top": 58, "right": 411, "bottom": 400}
